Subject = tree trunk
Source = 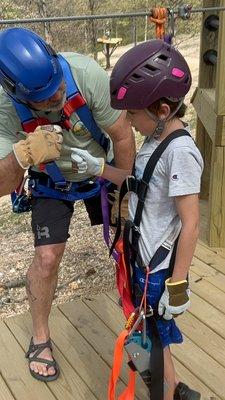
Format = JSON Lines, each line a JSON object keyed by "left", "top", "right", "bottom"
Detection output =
{"left": 36, "top": 0, "right": 53, "bottom": 45}
{"left": 88, "top": 0, "right": 98, "bottom": 61}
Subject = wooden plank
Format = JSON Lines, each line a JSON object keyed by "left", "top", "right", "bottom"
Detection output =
{"left": 191, "top": 88, "right": 218, "bottom": 142}
{"left": 189, "top": 292, "right": 225, "bottom": 340}
{"left": 215, "top": 0, "right": 225, "bottom": 115}
{"left": 5, "top": 313, "right": 97, "bottom": 400}
{"left": 171, "top": 335, "right": 225, "bottom": 399}
{"left": 0, "top": 374, "right": 15, "bottom": 400}
{"left": 195, "top": 242, "right": 225, "bottom": 275}
{"left": 208, "top": 145, "right": 225, "bottom": 247}
{"left": 90, "top": 293, "right": 219, "bottom": 399}
{"left": 173, "top": 359, "right": 219, "bottom": 400}
{"left": 190, "top": 270, "right": 225, "bottom": 313}
{"left": 5, "top": 308, "right": 115, "bottom": 400}
{"left": 198, "top": 239, "right": 225, "bottom": 258}
{"left": 0, "top": 320, "right": 56, "bottom": 400}
{"left": 178, "top": 311, "right": 225, "bottom": 369}
{"left": 59, "top": 300, "right": 149, "bottom": 400}
{"left": 194, "top": 119, "right": 212, "bottom": 200}
{"left": 191, "top": 256, "right": 225, "bottom": 293}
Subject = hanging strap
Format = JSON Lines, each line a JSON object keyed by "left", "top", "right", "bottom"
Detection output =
{"left": 108, "top": 329, "right": 136, "bottom": 400}
{"left": 149, "top": 7, "right": 168, "bottom": 39}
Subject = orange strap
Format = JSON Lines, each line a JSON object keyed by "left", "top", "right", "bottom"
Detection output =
{"left": 108, "top": 330, "right": 136, "bottom": 400}
{"left": 149, "top": 7, "right": 168, "bottom": 39}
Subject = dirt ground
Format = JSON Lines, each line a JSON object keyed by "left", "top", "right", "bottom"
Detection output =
{"left": 0, "top": 35, "right": 200, "bottom": 319}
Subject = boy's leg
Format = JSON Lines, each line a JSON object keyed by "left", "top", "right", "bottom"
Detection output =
{"left": 164, "top": 346, "right": 176, "bottom": 400}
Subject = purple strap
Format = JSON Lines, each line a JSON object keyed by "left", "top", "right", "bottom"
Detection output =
{"left": 99, "top": 178, "right": 119, "bottom": 262}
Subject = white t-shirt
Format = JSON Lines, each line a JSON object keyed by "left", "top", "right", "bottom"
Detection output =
{"left": 128, "top": 131, "right": 204, "bottom": 273}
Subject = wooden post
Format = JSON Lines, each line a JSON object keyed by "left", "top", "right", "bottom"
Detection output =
{"left": 192, "top": 0, "right": 225, "bottom": 246}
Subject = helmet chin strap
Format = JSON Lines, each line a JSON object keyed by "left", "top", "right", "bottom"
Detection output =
{"left": 145, "top": 99, "right": 183, "bottom": 139}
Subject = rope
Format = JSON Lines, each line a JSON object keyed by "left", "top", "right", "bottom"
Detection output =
{"left": 149, "top": 7, "right": 168, "bottom": 39}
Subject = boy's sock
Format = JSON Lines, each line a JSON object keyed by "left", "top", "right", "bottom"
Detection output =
{"left": 174, "top": 382, "right": 201, "bottom": 400}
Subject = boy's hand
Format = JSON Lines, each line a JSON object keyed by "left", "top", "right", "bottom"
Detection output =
{"left": 71, "top": 148, "right": 105, "bottom": 176}
{"left": 13, "top": 125, "right": 62, "bottom": 169}
{"left": 158, "top": 278, "right": 190, "bottom": 320}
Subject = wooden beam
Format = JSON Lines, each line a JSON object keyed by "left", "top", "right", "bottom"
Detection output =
{"left": 198, "top": 0, "right": 219, "bottom": 88}
{"left": 192, "top": 88, "right": 217, "bottom": 142}
{"left": 208, "top": 145, "right": 225, "bottom": 246}
{"left": 215, "top": 0, "right": 225, "bottom": 114}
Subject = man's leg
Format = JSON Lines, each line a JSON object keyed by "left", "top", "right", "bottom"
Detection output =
{"left": 27, "top": 196, "right": 74, "bottom": 378}
{"left": 26, "top": 242, "right": 65, "bottom": 377}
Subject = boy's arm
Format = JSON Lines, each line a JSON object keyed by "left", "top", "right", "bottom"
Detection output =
{"left": 171, "top": 193, "right": 200, "bottom": 282}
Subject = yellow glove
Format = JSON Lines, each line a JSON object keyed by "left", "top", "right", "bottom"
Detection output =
{"left": 109, "top": 189, "right": 129, "bottom": 225}
{"left": 13, "top": 125, "right": 63, "bottom": 169}
{"left": 158, "top": 278, "right": 190, "bottom": 320}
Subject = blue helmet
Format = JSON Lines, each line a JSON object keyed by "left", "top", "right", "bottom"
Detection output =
{"left": 0, "top": 27, "right": 63, "bottom": 102}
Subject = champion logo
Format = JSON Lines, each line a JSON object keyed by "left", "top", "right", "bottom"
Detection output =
{"left": 171, "top": 174, "right": 179, "bottom": 181}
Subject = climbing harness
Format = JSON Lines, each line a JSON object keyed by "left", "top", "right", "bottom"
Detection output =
{"left": 108, "top": 129, "right": 191, "bottom": 400}
{"left": 11, "top": 54, "right": 111, "bottom": 210}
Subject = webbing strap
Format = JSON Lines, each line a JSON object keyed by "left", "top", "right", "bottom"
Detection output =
{"left": 108, "top": 330, "right": 136, "bottom": 400}
{"left": 149, "top": 318, "right": 164, "bottom": 400}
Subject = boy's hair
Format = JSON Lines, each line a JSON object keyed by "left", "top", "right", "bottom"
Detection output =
{"left": 147, "top": 98, "right": 187, "bottom": 118}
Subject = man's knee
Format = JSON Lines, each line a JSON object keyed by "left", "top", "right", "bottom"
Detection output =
{"left": 32, "top": 244, "right": 65, "bottom": 278}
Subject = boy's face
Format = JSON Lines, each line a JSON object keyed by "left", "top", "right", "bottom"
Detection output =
{"left": 127, "top": 109, "right": 157, "bottom": 136}
{"left": 28, "top": 80, "right": 66, "bottom": 112}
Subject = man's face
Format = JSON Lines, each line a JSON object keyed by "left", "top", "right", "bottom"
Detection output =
{"left": 28, "top": 80, "right": 66, "bottom": 112}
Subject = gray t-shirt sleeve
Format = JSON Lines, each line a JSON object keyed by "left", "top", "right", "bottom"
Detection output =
{"left": 83, "top": 58, "right": 121, "bottom": 128}
{"left": 166, "top": 146, "right": 204, "bottom": 197}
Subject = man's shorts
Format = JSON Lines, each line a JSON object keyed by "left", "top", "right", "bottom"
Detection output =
{"left": 31, "top": 181, "right": 116, "bottom": 247}
{"left": 133, "top": 266, "right": 183, "bottom": 348}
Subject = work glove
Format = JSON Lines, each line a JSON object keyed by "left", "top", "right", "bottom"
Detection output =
{"left": 71, "top": 148, "right": 105, "bottom": 176}
{"left": 108, "top": 189, "right": 129, "bottom": 225}
{"left": 158, "top": 278, "right": 190, "bottom": 320}
{"left": 13, "top": 125, "right": 63, "bottom": 169}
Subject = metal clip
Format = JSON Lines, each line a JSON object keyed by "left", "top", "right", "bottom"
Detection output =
{"left": 178, "top": 5, "right": 192, "bottom": 20}
{"left": 127, "top": 310, "right": 144, "bottom": 339}
{"left": 142, "top": 313, "right": 147, "bottom": 348}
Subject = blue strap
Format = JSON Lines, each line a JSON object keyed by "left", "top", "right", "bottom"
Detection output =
{"left": 29, "top": 179, "right": 101, "bottom": 201}
{"left": 12, "top": 101, "right": 34, "bottom": 124}
{"left": 58, "top": 55, "right": 110, "bottom": 153}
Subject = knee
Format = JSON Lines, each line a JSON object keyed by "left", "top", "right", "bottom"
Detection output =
{"left": 33, "top": 248, "right": 63, "bottom": 279}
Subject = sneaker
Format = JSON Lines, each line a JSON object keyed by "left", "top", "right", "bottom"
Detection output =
{"left": 174, "top": 382, "right": 201, "bottom": 400}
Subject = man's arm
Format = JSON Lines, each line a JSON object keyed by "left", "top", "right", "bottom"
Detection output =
{"left": 103, "top": 110, "right": 136, "bottom": 173}
{"left": 0, "top": 126, "right": 63, "bottom": 197}
{"left": 0, "top": 152, "right": 25, "bottom": 196}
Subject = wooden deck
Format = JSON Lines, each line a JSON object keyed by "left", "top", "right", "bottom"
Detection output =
{"left": 0, "top": 201, "right": 225, "bottom": 399}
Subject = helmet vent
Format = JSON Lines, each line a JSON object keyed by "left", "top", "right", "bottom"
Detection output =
{"left": 141, "top": 64, "right": 159, "bottom": 76}
{"left": 158, "top": 54, "right": 168, "bottom": 62}
{"left": 131, "top": 73, "right": 142, "bottom": 81}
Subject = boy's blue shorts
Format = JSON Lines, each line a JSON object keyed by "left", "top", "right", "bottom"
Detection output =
{"left": 133, "top": 265, "right": 183, "bottom": 348}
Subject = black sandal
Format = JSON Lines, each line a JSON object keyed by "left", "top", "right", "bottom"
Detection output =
{"left": 25, "top": 337, "right": 60, "bottom": 382}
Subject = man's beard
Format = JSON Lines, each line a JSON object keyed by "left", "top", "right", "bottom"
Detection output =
{"left": 43, "top": 92, "right": 67, "bottom": 112}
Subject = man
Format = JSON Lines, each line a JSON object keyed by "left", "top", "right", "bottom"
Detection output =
{"left": 0, "top": 27, "right": 135, "bottom": 381}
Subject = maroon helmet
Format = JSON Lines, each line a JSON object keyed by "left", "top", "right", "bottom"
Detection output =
{"left": 110, "top": 39, "right": 191, "bottom": 110}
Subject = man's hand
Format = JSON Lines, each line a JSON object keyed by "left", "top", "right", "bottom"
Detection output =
{"left": 158, "top": 278, "right": 190, "bottom": 320}
{"left": 71, "top": 148, "right": 105, "bottom": 176}
{"left": 13, "top": 125, "right": 63, "bottom": 169}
